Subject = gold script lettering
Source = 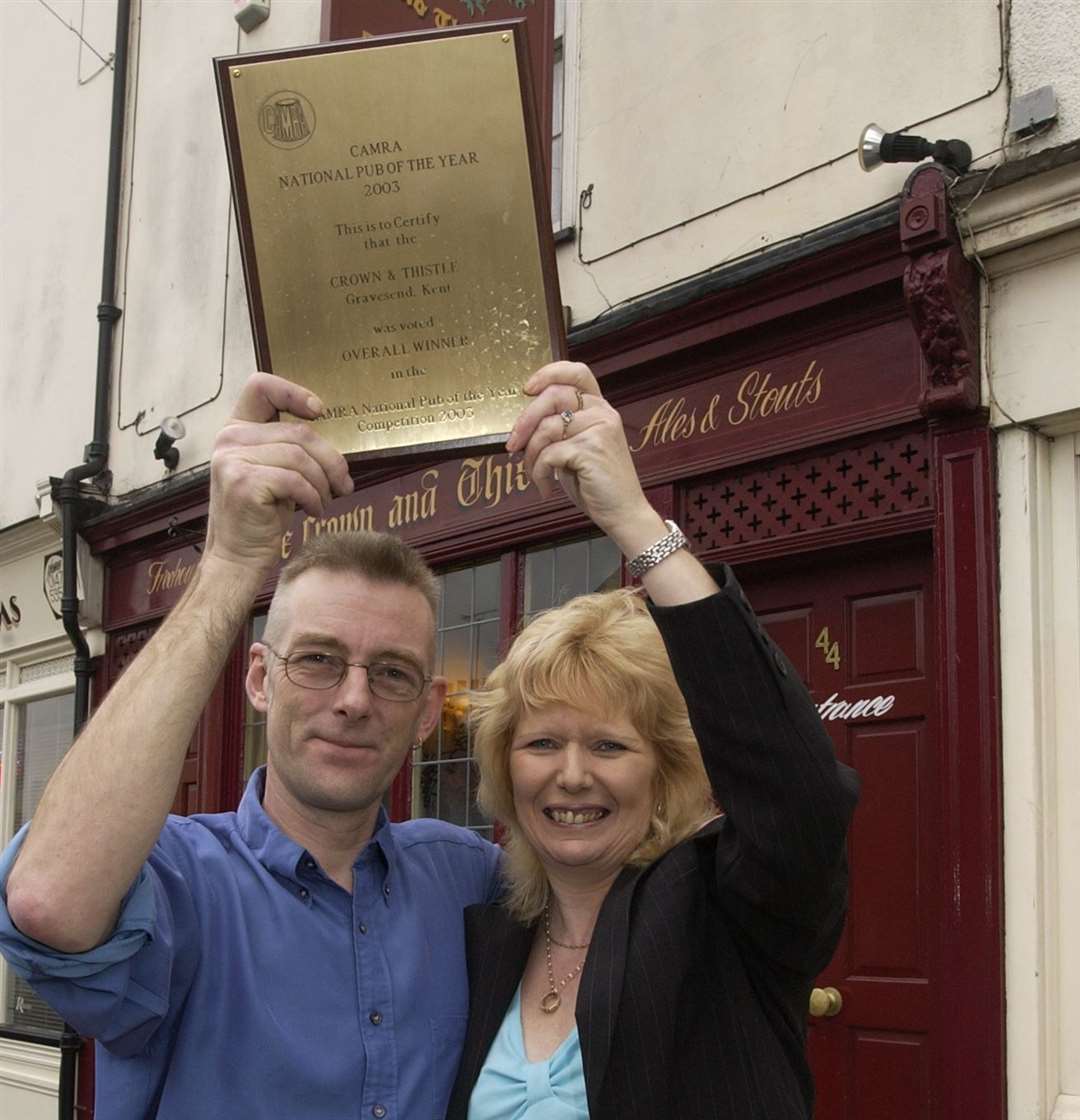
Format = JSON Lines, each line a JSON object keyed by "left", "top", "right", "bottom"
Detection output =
{"left": 302, "top": 504, "right": 375, "bottom": 544}
{"left": 456, "top": 456, "right": 530, "bottom": 510}
{"left": 388, "top": 469, "right": 439, "bottom": 528}
{"left": 727, "top": 361, "right": 822, "bottom": 426}
{"left": 146, "top": 557, "right": 196, "bottom": 597}
{"left": 700, "top": 394, "right": 722, "bottom": 434}
{"left": 627, "top": 397, "right": 697, "bottom": 452}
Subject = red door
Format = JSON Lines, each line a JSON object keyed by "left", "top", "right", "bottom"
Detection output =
{"left": 736, "top": 537, "right": 940, "bottom": 1120}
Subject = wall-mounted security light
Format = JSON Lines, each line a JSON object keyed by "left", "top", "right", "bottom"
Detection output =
{"left": 858, "top": 123, "right": 972, "bottom": 174}
{"left": 154, "top": 416, "right": 186, "bottom": 471}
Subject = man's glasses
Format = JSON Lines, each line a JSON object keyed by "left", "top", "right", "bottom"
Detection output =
{"left": 266, "top": 647, "right": 431, "bottom": 702}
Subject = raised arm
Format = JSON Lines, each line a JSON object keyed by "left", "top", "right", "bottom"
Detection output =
{"left": 510, "top": 362, "right": 857, "bottom": 964}
{"left": 5, "top": 373, "right": 353, "bottom": 952}
{"left": 506, "top": 360, "right": 717, "bottom": 606}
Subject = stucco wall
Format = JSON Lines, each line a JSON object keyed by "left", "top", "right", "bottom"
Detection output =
{"left": 1009, "top": 0, "right": 1080, "bottom": 155}
{"left": 2, "top": 0, "right": 1013, "bottom": 520}
{"left": 559, "top": 0, "right": 1005, "bottom": 325}
{"left": 105, "top": 0, "right": 323, "bottom": 507}
{"left": 0, "top": 0, "right": 117, "bottom": 529}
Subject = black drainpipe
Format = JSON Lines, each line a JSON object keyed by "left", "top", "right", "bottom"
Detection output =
{"left": 54, "top": 0, "right": 131, "bottom": 1116}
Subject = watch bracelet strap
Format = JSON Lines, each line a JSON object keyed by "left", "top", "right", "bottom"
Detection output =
{"left": 627, "top": 519, "right": 689, "bottom": 578}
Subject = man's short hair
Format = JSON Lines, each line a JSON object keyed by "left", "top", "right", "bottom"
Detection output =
{"left": 263, "top": 532, "right": 439, "bottom": 649}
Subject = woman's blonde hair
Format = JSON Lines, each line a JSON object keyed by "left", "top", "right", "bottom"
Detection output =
{"left": 472, "top": 588, "right": 716, "bottom": 923}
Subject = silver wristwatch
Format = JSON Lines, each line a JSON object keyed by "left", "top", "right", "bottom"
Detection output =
{"left": 627, "top": 520, "right": 689, "bottom": 578}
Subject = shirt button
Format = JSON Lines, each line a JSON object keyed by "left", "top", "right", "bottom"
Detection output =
{"left": 383, "top": 884, "right": 391, "bottom": 896}
{"left": 358, "top": 922, "right": 368, "bottom": 935}
{"left": 304, "top": 858, "right": 316, "bottom": 870}
{"left": 298, "top": 887, "right": 309, "bottom": 900}
{"left": 372, "top": 1105, "right": 387, "bottom": 1119}
{"left": 369, "top": 1010, "right": 383, "bottom": 1025}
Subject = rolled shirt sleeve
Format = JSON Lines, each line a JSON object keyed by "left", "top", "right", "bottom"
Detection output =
{"left": 0, "top": 823, "right": 189, "bottom": 1054}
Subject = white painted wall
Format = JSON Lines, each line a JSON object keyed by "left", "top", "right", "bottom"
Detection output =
{"left": 0, "top": 0, "right": 117, "bottom": 529}
{"left": 1009, "top": 0, "right": 1080, "bottom": 157}
{"left": 2, "top": 0, "right": 1010, "bottom": 523}
{"left": 558, "top": 0, "right": 1005, "bottom": 323}
{"left": 106, "top": 0, "right": 322, "bottom": 500}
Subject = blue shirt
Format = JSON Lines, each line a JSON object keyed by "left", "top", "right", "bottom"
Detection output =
{"left": 0, "top": 768, "right": 502, "bottom": 1120}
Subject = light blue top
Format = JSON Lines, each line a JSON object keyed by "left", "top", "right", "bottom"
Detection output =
{"left": 467, "top": 983, "right": 590, "bottom": 1119}
{"left": 0, "top": 767, "right": 501, "bottom": 1120}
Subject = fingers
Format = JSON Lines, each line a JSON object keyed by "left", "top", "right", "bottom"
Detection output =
{"left": 216, "top": 430, "right": 345, "bottom": 514}
{"left": 230, "top": 371, "right": 326, "bottom": 425}
{"left": 528, "top": 406, "right": 616, "bottom": 501}
{"left": 236, "top": 463, "right": 329, "bottom": 522}
{"left": 523, "top": 361, "right": 601, "bottom": 399}
{"left": 218, "top": 416, "right": 353, "bottom": 501}
{"left": 507, "top": 383, "right": 601, "bottom": 454}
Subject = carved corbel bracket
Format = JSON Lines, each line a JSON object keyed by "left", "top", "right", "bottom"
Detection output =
{"left": 900, "top": 166, "right": 981, "bottom": 416}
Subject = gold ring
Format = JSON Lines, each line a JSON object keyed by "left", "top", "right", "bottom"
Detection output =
{"left": 574, "top": 388, "right": 584, "bottom": 411}
{"left": 560, "top": 409, "right": 574, "bottom": 439}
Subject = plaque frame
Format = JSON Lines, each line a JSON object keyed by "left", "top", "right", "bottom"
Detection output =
{"left": 214, "top": 20, "right": 566, "bottom": 465}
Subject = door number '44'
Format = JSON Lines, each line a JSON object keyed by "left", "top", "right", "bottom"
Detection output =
{"left": 815, "top": 627, "right": 841, "bottom": 670}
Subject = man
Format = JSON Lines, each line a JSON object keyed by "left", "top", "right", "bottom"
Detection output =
{"left": 0, "top": 373, "right": 501, "bottom": 1119}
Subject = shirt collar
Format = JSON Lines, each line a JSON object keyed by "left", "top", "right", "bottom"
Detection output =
{"left": 237, "top": 766, "right": 399, "bottom": 886}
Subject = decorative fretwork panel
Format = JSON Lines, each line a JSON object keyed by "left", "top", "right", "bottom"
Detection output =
{"left": 19, "top": 654, "right": 74, "bottom": 684}
{"left": 684, "top": 432, "right": 932, "bottom": 551}
{"left": 107, "top": 623, "right": 159, "bottom": 683}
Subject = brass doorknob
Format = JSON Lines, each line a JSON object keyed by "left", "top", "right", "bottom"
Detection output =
{"left": 809, "top": 986, "right": 843, "bottom": 1017}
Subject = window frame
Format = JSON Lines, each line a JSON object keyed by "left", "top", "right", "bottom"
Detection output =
{"left": 400, "top": 529, "right": 625, "bottom": 827}
{"left": 0, "top": 636, "right": 78, "bottom": 1042}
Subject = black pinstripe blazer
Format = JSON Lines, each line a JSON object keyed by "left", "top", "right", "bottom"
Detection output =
{"left": 446, "top": 568, "right": 859, "bottom": 1120}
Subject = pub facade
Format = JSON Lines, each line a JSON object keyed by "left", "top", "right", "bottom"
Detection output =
{"left": 84, "top": 180, "right": 1002, "bottom": 1118}
{"left": 8, "top": 0, "right": 1080, "bottom": 1116}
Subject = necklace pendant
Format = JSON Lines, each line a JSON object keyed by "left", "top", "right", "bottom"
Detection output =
{"left": 540, "top": 990, "right": 561, "bottom": 1014}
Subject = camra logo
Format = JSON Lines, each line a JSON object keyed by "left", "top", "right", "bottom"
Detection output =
{"left": 258, "top": 90, "right": 315, "bottom": 149}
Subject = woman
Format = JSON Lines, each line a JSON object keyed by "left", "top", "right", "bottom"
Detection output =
{"left": 445, "top": 362, "right": 859, "bottom": 1120}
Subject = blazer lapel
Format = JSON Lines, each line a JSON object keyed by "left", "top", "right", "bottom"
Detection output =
{"left": 448, "top": 903, "right": 535, "bottom": 1117}
{"left": 576, "top": 864, "right": 639, "bottom": 1118}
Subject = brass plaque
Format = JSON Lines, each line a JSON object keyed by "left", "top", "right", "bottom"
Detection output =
{"left": 216, "top": 24, "right": 564, "bottom": 460}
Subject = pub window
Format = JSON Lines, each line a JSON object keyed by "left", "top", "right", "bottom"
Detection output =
{"left": 413, "top": 534, "right": 622, "bottom": 829}
{"left": 523, "top": 534, "right": 622, "bottom": 624}
{"left": 0, "top": 674, "right": 75, "bottom": 1037}
{"left": 413, "top": 560, "right": 502, "bottom": 838}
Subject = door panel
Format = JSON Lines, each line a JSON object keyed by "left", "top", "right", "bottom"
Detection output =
{"left": 735, "top": 538, "right": 938, "bottom": 1120}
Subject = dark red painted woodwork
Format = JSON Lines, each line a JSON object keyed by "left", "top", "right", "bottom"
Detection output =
{"left": 737, "top": 539, "right": 939, "bottom": 1120}
{"left": 75, "top": 1038, "right": 94, "bottom": 1118}
{"left": 102, "top": 305, "right": 926, "bottom": 629}
{"left": 930, "top": 422, "right": 1004, "bottom": 1120}
{"left": 574, "top": 228, "right": 908, "bottom": 385}
{"left": 684, "top": 428, "right": 933, "bottom": 558}
{"left": 900, "top": 167, "right": 981, "bottom": 416}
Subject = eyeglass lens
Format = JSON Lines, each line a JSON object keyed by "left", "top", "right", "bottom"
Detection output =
{"left": 284, "top": 653, "right": 424, "bottom": 700}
